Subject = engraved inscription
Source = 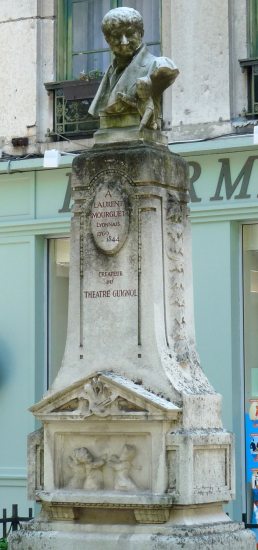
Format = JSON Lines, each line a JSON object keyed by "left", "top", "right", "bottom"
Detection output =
{"left": 91, "top": 183, "right": 129, "bottom": 255}
{"left": 99, "top": 270, "right": 123, "bottom": 286}
{"left": 84, "top": 289, "right": 137, "bottom": 299}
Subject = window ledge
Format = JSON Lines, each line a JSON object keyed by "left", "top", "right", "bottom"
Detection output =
{"left": 44, "top": 79, "right": 101, "bottom": 100}
{"left": 239, "top": 57, "right": 258, "bottom": 68}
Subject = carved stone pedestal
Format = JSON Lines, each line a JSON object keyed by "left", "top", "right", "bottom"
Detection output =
{"left": 9, "top": 137, "right": 255, "bottom": 548}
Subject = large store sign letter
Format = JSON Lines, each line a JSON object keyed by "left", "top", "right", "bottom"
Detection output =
{"left": 189, "top": 155, "right": 258, "bottom": 203}
{"left": 59, "top": 173, "right": 72, "bottom": 213}
{"left": 210, "top": 156, "right": 258, "bottom": 201}
{"left": 188, "top": 161, "right": 202, "bottom": 202}
{"left": 59, "top": 156, "right": 258, "bottom": 212}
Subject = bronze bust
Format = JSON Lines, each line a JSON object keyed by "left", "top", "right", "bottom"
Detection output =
{"left": 89, "top": 7, "right": 179, "bottom": 130}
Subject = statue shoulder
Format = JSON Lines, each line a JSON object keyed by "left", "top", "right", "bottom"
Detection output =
{"left": 149, "top": 56, "right": 179, "bottom": 94}
{"left": 151, "top": 55, "right": 178, "bottom": 72}
{"left": 139, "top": 47, "right": 179, "bottom": 79}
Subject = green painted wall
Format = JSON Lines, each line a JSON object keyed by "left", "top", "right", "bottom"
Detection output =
{"left": 191, "top": 220, "right": 242, "bottom": 520}
{"left": 192, "top": 221, "right": 233, "bottom": 427}
{"left": 0, "top": 237, "right": 36, "bottom": 513}
{"left": 0, "top": 166, "right": 71, "bottom": 517}
{"left": 0, "top": 140, "right": 257, "bottom": 522}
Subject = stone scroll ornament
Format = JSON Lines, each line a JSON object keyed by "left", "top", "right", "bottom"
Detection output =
{"left": 88, "top": 7, "right": 179, "bottom": 131}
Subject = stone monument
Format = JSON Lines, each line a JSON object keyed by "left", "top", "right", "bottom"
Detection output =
{"left": 9, "top": 7, "right": 255, "bottom": 549}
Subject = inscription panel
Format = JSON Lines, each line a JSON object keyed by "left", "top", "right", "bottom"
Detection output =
{"left": 91, "top": 183, "right": 130, "bottom": 255}
{"left": 81, "top": 169, "right": 138, "bottom": 360}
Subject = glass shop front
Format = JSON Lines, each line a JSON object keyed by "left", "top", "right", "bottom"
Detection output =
{"left": 243, "top": 224, "right": 258, "bottom": 543}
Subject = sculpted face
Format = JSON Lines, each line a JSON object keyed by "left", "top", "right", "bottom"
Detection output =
{"left": 104, "top": 23, "right": 142, "bottom": 59}
{"left": 89, "top": 5, "right": 179, "bottom": 129}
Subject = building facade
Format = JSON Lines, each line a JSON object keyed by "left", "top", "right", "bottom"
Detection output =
{"left": 1, "top": 0, "right": 258, "bottom": 536}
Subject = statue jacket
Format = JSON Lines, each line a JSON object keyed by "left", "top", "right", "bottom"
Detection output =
{"left": 88, "top": 44, "right": 178, "bottom": 117}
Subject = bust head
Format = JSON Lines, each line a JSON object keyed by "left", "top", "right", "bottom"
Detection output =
{"left": 89, "top": 5, "right": 179, "bottom": 130}
{"left": 102, "top": 7, "right": 143, "bottom": 61}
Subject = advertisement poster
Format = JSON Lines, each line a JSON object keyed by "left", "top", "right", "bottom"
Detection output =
{"left": 246, "top": 400, "right": 258, "bottom": 544}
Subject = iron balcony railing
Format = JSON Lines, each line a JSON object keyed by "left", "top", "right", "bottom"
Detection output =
{"left": 45, "top": 78, "right": 102, "bottom": 139}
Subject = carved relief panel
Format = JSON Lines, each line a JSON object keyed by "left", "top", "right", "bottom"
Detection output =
{"left": 54, "top": 433, "right": 151, "bottom": 492}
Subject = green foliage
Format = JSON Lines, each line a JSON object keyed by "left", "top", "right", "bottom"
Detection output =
{"left": 0, "top": 539, "right": 8, "bottom": 550}
{"left": 79, "top": 69, "right": 103, "bottom": 81}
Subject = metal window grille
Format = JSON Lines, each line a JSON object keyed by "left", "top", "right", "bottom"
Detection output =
{"left": 45, "top": 79, "right": 101, "bottom": 139}
{"left": 239, "top": 58, "right": 258, "bottom": 117}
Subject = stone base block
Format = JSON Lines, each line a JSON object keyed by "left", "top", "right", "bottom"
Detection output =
{"left": 93, "top": 112, "right": 168, "bottom": 145}
{"left": 9, "top": 521, "right": 255, "bottom": 549}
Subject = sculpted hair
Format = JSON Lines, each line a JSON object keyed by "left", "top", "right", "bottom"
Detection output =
{"left": 102, "top": 7, "right": 144, "bottom": 37}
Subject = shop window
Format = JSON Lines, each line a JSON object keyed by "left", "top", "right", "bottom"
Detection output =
{"left": 47, "top": 238, "right": 70, "bottom": 387}
{"left": 243, "top": 224, "right": 258, "bottom": 543}
{"left": 239, "top": 1, "right": 258, "bottom": 116}
{"left": 45, "top": 0, "right": 161, "bottom": 138}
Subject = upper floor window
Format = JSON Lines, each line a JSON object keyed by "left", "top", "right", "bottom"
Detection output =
{"left": 57, "top": 0, "right": 161, "bottom": 81}
{"left": 47, "top": 0, "right": 161, "bottom": 139}
{"left": 239, "top": 0, "right": 258, "bottom": 116}
{"left": 249, "top": 0, "right": 258, "bottom": 58}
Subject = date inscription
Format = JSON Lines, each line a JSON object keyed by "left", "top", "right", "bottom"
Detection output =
{"left": 91, "top": 184, "right": 129, "bottom": 255}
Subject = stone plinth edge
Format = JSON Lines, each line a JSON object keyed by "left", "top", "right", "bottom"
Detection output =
{"left": 8, "top": 520, "right": 256, "bottom": 549}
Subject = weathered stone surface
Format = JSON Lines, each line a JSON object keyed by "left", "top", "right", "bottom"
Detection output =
{"left": 166, "top": 429, "right": 235, "bottom": 505}
{"left": 48, "top": 142, "right": 217, "bottom": 419}
{"left": 9, "top": 139, "right": 254, "bottom": 549}
{"left": 27, "top": 427, "right": 44, "bottom": 500}
{"left": 9, "top": 520, "right": 255, "bottom": 549}
{"left": 93, "top": 113, "right": 168, "bottom": 145}
{"left": 29, "top": 373, "right": 180, "bottom": 499}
